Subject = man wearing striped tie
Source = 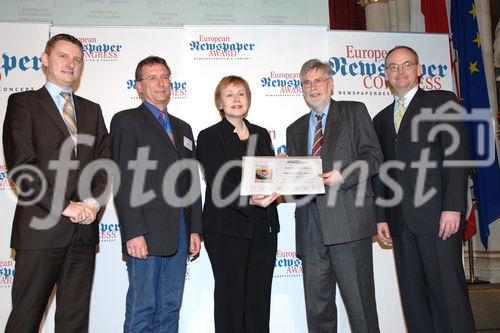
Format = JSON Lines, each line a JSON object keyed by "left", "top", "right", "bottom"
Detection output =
{"left": 286, "top": 59, "right": 383, "bottom": 333}
{"left": 3, "top": 33, "right": 110, "bottom": 332}
{"left": 372, "top": 46, "right": 475, "bottom": 332}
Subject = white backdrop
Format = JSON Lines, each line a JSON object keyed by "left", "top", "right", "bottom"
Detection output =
{"left": 0, "top": 23, "right": 453, "bottom": 332}
{"left": 0, "top": 21, "right": 51, "bottom": 330}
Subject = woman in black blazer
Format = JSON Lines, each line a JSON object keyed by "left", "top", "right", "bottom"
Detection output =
{"left": 197, "top": 75, "right": 280, "bottom": 333}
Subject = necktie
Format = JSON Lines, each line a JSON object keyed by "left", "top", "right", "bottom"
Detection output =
{"left": 311, "top": 114, "right": 323, "bottom": 156}
{"left": 60, "top": 92, "right": 77, "bottom": 150}
{"left": 159, "top": 111, "right": 176, "bottom": 145}
{"left": 394, "top": 98, "right": 406, "bottom": 132}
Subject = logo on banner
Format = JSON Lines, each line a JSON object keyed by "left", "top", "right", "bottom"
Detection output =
{"left": 126, "top": 79, "right": 188, "bottom": 100}
{"left": 99, "top": 223, "right": 120, "bottom": 243}
{"left": 0, "top": 259, "right": 15, "bottom": 288}
{"left": 189, "top": 35, "right": 255, "bottom": 60}
{"left": 260, "top": 71, "right": 302, "bottom": 97}
{"left": 273, "top": 249, "right": 302, "bottom": 278}
{"left": 330, "top": 45, "right": 447, "bottom": 97}
{"left": 79, "top": 37, "right": 123, "bottom": 62}
{"left": 0, "top": 52, "right": 40, "bottom": 93}
{"left": 0, "top": 165, "right": 16, "bottom": 191}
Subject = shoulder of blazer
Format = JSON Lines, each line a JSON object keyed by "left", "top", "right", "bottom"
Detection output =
{"left": 333, "top": 100, "right": 366, "bottom": 117}
{"left": 373, "top": 102, "right": 393, "bottom": 125}
{"left": 197, "top": 120, "right": 224, "bottom": 140}
{"left": 6, "top": 89, "right": 37, "bottom": 108}
{"left": 111, "top": 105, "right": 146, "bottom": 123}
{"left": 73, "top": 94, "right": 100, "bottom": 110}
{"left": 247, "top": 121, "right": 268, "bottom": 135}
{"left": 415, "top": 88, "right": 457, "bottom": 105}
{"left": 287, "top": 113, "right": 309, "bottom": 133}
{"left": 169, "top": 113, "right": 192, "bottom": 133}
{"left": 334, "top": 99, "right": 363, "bottom": 110}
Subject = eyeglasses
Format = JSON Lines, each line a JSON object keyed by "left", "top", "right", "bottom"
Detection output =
{"left": 385, "top": 62, "right": 416, "bottom": 73}
{"left": 138, "top": 74, "right": 171, "bottom": 82}
{"left": 301, "top": 77, "right": 330, "bottom": 89}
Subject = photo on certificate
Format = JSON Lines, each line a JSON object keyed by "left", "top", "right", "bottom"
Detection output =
{"left": 240, "top": 156, "right": 325, "bottom": 195}
{"left": 255, "top": 166, "right": 273, "bottom": 182}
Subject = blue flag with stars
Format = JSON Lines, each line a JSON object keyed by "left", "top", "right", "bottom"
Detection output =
{"left": 451, "top": 0, "right": 500, "bottom": 248}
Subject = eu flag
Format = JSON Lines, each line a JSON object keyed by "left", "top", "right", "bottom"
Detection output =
{"left": 451, "top": 0, "right": 500, "bottom": 248}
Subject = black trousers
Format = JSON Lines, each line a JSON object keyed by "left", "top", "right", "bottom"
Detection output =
{"left": 204, "top": 231, "right": 277, "bottom": 333}
{"left": 5, "top": 233, "right": 96, "bottom": 333}
{"left": 393, "top": 221, "right": 475, "bottom": 333}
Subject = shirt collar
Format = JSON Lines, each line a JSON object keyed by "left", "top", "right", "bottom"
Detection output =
{"left": 394, "top": 85, "right": 418, "bottom": 106}
{"left": 45, "top": 81, "right": 72, "bottom": 101}
{"left": 143, "top": 100, "right": 168, "bottom": 119}
{"left": 309, "top": 101, "right": 331, "bottom": 121}
{"left": 221, "top": 116, "right": 252, "bottom": 134}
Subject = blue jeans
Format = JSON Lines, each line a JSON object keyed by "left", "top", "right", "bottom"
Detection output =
{"left": 124, "top": 211, "right": 187, "bottom": 333}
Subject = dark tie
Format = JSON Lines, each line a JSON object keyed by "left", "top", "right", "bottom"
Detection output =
{"left": 60, "top": 92, "right": 77, "bottom": 150}
{"left": 159, "top": 110, "right": 175, "bottom": 145}
{"left": 311, "top": 114, "right": 323, "bottom": 157}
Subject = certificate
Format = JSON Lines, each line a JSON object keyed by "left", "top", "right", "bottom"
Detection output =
{"left": 240, "top": 156, "right": 325, "bottom": 195}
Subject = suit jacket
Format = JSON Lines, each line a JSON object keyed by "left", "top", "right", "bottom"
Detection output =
{"left": 2, "top": 87, "right": 110, "bottom": 250}
{"left": 287, "top": 100, "right": 383, "bottom": 254}
{"left": 372, "top": 88, "right": 469, "bottom": 236}
{"left": 197, "top": 117, "right": 279, "bottom": 239}
{"left": 110, "top": 104, "right": 202, "bottom": 256}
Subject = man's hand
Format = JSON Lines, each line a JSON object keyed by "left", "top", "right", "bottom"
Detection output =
{"left": 63, "top": 201, "right": 86, "bottom": 223}
{"left": 377, "top": 222, "right": 392, "bottom": 245}
{"left": 189, "top": 233, "right": 201, "bottom": 261}
{"left": 78, "top": 202, "right": 98, "bottom": 225}
{"left": 439, "top": 211, "right": 461, "bottom": 240}
{"left": 249, "top": 192, "right": 279, "bottom": 208}
{"left": 126, "top": 236, "right": 148, "bottom": 259}
{"left": 321, "top": 170, "right": 343, "bottom": 187}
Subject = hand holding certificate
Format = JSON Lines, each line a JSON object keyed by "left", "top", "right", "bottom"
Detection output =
{"left": 240, "top": 156, "right": 325, "bottom": 195}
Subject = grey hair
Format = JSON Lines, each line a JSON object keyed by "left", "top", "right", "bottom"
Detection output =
{"left": 299, "top": 59, "right": 332, "bottom": 80}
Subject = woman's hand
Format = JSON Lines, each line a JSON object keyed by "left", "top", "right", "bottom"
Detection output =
{"left": 249, "top": 192, "right": 279, "bottom": 208}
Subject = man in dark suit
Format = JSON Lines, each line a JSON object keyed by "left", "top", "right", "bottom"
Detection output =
{"left": 110, "top": 56, "right": 202, "bottom": 332}
{"left": 286, "top": 59, "right": 382, "bottom": 333}
{"left": 373, "top": 45, "right": 475, "bottom": 332}
{"left": 3, "top": 33, "right": 110, "bottom": 332}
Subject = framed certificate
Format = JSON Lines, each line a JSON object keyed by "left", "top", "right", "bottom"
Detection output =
{"left": 240, "top": 156, "right": 325, "bottom": 195}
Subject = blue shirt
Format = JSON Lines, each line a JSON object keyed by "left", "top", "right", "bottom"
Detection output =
{"left": 307, "top": 102, "right": 330, "bottom": 156}
{"left": 143, "top": 101, "right": 174, "bottom": 134}
{"left": 45, "top": 82, "right": 76, "bottom": 120}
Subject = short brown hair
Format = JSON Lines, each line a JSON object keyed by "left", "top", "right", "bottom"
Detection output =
{"left": 135, "top": 56, "right": 171, "bottom": 81}
{"left": 45, "top": 33, "right": 83, "bottom": 55}
{"left": 214, "top": 75, "right": 252, "bottom": 118}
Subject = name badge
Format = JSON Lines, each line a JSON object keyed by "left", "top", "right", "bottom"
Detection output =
{"left": 184, "top": 136, "right": 193, "bottom": 151}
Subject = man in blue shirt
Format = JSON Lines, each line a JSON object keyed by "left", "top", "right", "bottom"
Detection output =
{"left": 110, "top": 56, "right": 202, "bottom": 332}
{"left": 286, "top": 59, "right": 382, "bottom": 333}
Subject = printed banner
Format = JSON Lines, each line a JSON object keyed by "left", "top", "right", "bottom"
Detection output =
{"left": 0, "top": 24, "right": 453, "bottom": 333}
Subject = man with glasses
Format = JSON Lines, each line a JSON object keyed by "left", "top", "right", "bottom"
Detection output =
{"left": 373, "top": 46, "right": 475, "bottom": 332}
{"left": 110, "top": 56, "right": 202, "bottom": 332}
{"left": 286, "top": 59, "right": 382, "bottom": 332}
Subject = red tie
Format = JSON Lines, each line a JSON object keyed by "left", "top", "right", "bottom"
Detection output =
{"left": 311, "top": 114, "right": 323, "bottom": 157}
